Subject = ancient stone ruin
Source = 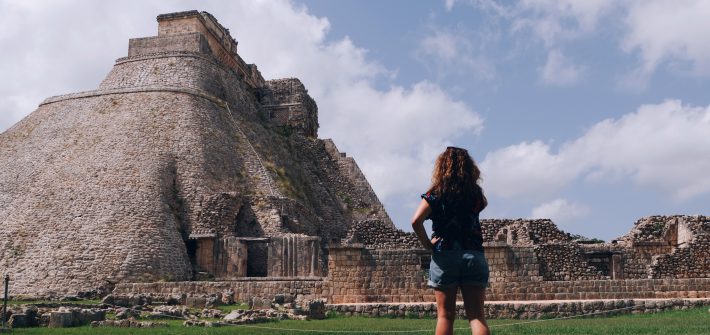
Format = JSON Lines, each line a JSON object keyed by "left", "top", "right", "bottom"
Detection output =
{"left": 1, "top": 10, "right": 708, "bottom": 322}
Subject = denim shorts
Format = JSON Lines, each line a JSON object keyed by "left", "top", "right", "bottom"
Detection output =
{"left": 428, "top": 248, "right": 489, "bottom": 290}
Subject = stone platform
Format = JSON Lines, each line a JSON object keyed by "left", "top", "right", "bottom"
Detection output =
{"left": 326, "top": 298, "right": 710, "bottom": 319}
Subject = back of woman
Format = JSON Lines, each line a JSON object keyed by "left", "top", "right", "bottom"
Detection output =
{"left": 411, "top": 146, "right": 490, "bottom": 335}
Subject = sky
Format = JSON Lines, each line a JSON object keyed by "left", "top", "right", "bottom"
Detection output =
{"left": 1, "top": 0, "right": 709, "bottom": 241}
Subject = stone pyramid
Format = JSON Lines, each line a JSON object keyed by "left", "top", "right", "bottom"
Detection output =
{"left": 0, "top": 11, "right": 396, "bottom": 297}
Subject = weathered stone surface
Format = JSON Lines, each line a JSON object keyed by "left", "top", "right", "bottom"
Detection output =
{"left": 8, "top": 314, "right": 31, "bottom": 328}
{"left": 326, "top": 298, "right": 710, "bottom": 319}
{"left": 115, "top": 308, "right": 140, "bottom": 320}
{"left": 48, "top": 312, "right": 73, "bottom": 328}
{"left": 151, "top": 305, "right": 190, "bottom": 319}
{"left": 304, "top": 299, "right": 326, "bottom": 319}
{"left": 91, "top": 319, "right": 168, "bottom": 328}
{"left": 184, "top": 296, "right": 207, "bottom": 309}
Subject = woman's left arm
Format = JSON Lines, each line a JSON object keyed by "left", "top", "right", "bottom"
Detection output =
{"left": 411, "top": 199, "right": 434, "bottom": 250}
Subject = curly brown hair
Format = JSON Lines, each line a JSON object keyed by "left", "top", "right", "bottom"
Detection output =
{"left": 426, "top": 146, "right": 487, "bottom": 212}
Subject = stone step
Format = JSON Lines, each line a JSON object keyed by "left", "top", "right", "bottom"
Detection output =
{"left": 327, "top": 297, "right": 710, "bottom": 319}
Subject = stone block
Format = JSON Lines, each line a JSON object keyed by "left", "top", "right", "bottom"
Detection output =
{"left": 250, "top": 297, "right": 271, "bottom": 310}
{"left": 49, "top": 312, "right": 73, "bottom": 328}
{"left": 8, "top": 313, "right": 32, "bottom": 328}
{"left": 185, "top": 296, "right": 207, "bottom": 308}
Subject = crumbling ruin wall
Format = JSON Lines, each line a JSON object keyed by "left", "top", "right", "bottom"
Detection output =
{"left": 651, "top": 216, "right": 710, "bottom": 278}
{"left": 260, "top": 78, "right": 318, "bottom": 137}
{"left": 345, "top": 220, "right": 420, "bottom": 250}
{"left": 534, "top": 244, "right": 606, "bottom": 281}
{"left": 481, "top": 219, "right": 572, "bottom": 245}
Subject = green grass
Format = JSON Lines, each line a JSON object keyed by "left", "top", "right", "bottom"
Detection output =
{"left": 7, "top": 306, "right": 709, "bottom": 334}
{"left": 214, "top": 303, "right": 250, "bottom": 314}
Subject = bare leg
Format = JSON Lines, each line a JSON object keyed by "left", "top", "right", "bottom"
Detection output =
{"left": 461, "top": 285, "right": 489, "bottom": 335}
{"left": 435, "top": 286, "right": 458, "bottom": 335}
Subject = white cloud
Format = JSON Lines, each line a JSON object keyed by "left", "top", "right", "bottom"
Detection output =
{"left": 0, "top": 0, "right": 483, "bottom": 206}
{"left": 482, "top": 99, "right": 710, "bottom": 201}
{"left": 480, "top": 140, "right": 579, "bottom": 199}
{"left": 415, "top": 28, "right": 497, "bottom": 82}
{"left": 621, "top": 0, "right": 710, "bottom": 89}
{"left": 530, "top": 198, "right": 589, "bottom": 224}
{"left": 319, "top": 81, "right": 482, "bottom": 199}
{"left": 444, "top": 0, "right": 457, "bottom": 11}
{"left": 447, "top": 0, "right": 613, "bottom": 86}
{"left": 539, "top": 49, "right": 585, "bottom": 86}
{"left": 0, "top": 1, "right": 158, "bottom": 132}
{"left": 511, "top": 0, "right": 616, "bottom": 47}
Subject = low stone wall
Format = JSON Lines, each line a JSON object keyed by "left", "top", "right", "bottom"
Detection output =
{"left": 487, "top": 278, "right": 710, "bottom": 301}
{"left": 326, "top": 245, "right": 710, "bottom": 303}
{"left": 327, "top": 246, "right": 433, "bottom": 303}
{"left": 112, "top": 278, "right": 324, "bottom": 303}
{"left": 326, "top": 298, "right": 710, "bottom": 319}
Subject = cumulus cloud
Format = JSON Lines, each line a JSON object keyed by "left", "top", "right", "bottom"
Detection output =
{"left": 447, "top": 1, "right": 710, "bottom": 89}
{"left": 480, "top": 140, "right": 578, "bottom": 199}
{"left": 0, "top": 0, "right": 158, "bottom": 132}
{"left": 415, "top": 28, "right": 497, "bottom": 82}
{"left": 482, "top": 99, "right": 710, "bottom": 201}
{"left": 620, "top": 0, "right": 710, "bottom": 90}
{"left": 445, "top": 0, "right": 612, "bottom": 86}
{"left": 530, "top": 198, "right": 589, "bottom": 225}
{"left": 0, "top": 0, "right": 482, "bottom": 206}
{"left": 539, "top": 49, "right": 585, "bottom": 86}
{"left": 444, "top": 0, "right": 457, "bottom": 11}
{"left": 510, "top": 0, "right": 616, "bottom": 47}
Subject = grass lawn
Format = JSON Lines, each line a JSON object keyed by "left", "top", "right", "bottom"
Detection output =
{"left": 6, "top": 306, "right": 709, "bottom": 334}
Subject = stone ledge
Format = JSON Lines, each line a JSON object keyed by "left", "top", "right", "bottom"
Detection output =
{"left": 327, "top": 298, "right": 710, "bottom": 319}
{"left": 40, "top": 85, "right": 226, "bottom": 107}
{"left": 120, "top": 277, "right": 325, "bottom": 285}
{"left": 114, "top": 50, "right": 218, "bottom": 66}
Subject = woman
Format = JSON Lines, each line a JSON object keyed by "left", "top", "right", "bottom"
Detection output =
{"left": 411, "top": 146, "right": 490, "bottom": 335}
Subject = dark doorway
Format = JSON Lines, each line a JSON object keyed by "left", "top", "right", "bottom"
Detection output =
{"left": 245, "top": 240, "right": 269, "bottom": 277}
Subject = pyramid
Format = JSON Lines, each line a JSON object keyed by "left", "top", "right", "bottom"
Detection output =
{"left": 0, "top": 11, "right": 396, "bottom": 297}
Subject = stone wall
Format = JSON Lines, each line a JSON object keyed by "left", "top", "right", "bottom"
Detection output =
{"left": 268, "top": 235, "right": 321, "bottom": 277}
{"left": 112, "top": 278, "right": 324, "bottom": 304}
{"left": 325, "top": 245, "right": 710, "bottom": 304}
{"left": 326, "top": 246, "right": 434, "bottom": 303}
{"left": 487, "top": 278, "right": 710, "bottom": 301}
{"left": 345, "top": 220, "right": 421, "bottom": 250}
{"left": 326, "top": 298, "right": 710, "bottom": 320}
{"left": 481, "top": 219, "right": 572, "bottom": 245}
{"left": 535, "top": 244, "right": 606, "bottom": 281}
{"left": 107, "top": 276, "right": 710, "bottom": 305}
{"left": 485, "top": 245, "right": 542, "bottom": 283}
{"left": 261, "top": 78, "right": 318, "bottom": 137}
{"left": 155, "top": 11, "right": 265, "bottom": 88}
{"left": 651, "top": 237, "right": 710, "bottom": 279}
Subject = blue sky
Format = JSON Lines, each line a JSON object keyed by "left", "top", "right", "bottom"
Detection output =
{"left": 1, "top": 1, "right": 709, "bottom": 240}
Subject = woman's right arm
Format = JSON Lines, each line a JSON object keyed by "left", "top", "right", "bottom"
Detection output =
{"left": 411, "top": 199, "right": 434, "bottom": 250}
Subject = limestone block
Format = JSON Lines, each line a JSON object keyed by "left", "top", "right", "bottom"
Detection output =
{"left": 185, "top": 296, "right": 207, "bottom": 308}
{"left": 8, "top": 313, "right": 32, "bottom": 328}
{"left": 48, "top": 312, "right": 73, "bottom": 328}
